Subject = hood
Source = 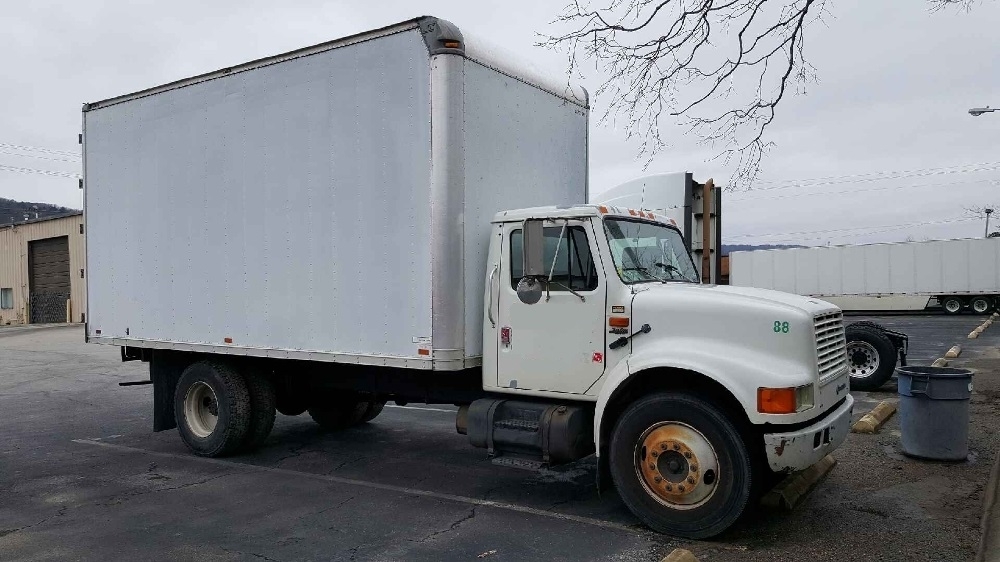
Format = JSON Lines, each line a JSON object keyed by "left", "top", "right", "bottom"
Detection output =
{"left": 679, "top": 284, "right": 840, "bottom": 317}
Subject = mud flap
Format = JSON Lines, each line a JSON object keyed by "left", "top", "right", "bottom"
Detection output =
{"left": 150, "top": 350, "right": 185, "bottom": 432}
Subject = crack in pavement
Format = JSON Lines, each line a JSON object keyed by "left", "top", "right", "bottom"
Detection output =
{"left": 101, "top": 472, "right": 233, "bottom": 506}
{"left": 303, "top": 495, "right": 356, "bottom": 522}
{"left": 0, "top": 504, "right": 69, "bottom": 537}
{"left": 220, "top": 546, "right": 283, "bottom": 562}
{"left": 412, "top": 507, "right": 477, "bottom": 543}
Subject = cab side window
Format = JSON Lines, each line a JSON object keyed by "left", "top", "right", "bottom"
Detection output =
{"left": 509, "top": 226, "right": 598, "bottom": 291}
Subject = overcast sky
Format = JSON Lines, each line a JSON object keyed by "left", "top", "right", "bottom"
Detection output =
{"left": 3, "top": 0, "right": 999, "bottom": 245}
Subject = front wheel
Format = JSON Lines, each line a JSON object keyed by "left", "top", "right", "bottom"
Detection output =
{"left": 845, "top": 325, "right": 897, "bottom": 391}
{"left": 609, "top": 393, "right": 752, "bottom": 539}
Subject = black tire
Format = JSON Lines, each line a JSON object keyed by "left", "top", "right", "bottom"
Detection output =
{"left": 845, "top": 325, "right": 896, "bottom": 391}
{"left": 971, "top": 296, "right": 993, "bottom": 315}
{"left": 609, "top": 393, "right": 752, "bottom": 539}
{"left": 941, "top": 296, "right": 964, "bottom": 315}
{"left": 174, "top": 361, "right": 251, "bottom": 457}
{"left": 275, "top": 385, "right": 309, "bottom": 417}
{"left": 848, "top": 320, "right": 885, "bottom": 332}
{"left": 360, "top": 399, "right": 387, "bottom": 422}
{"left": 308, "top": 392, "right": 375, "bottom": 430}
{"left": 240, "top": 371, "right": 276, "bottom": 453}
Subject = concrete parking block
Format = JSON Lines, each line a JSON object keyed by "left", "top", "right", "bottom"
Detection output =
{"left": 946, "top": 345, "right": 963, "bottom": 359}
{"left": 852, "top": 400, "right": 897, "bottom": 434}
{"left": 662, "top": 548, "right": 700, "bottom": 562}
{"left": 932, "top": 357, "right": 950, "bottom": 367}
{"left": 761, "top": 455, "right": 838, "bottom": 510}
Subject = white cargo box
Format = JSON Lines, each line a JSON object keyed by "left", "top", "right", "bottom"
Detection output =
{"left": 730, "top": 238, "right": 1000, "bottom": 297}
{"left": 84, "top": 17, "right": 589, "bottom": 370}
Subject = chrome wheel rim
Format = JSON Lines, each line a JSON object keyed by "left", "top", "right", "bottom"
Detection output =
{"left": 183, "top": 381, "right": 219, "bottom": 438}
{"left": 944, "top": 299, "right": 962, "bottom": 313}
{"left": 973, "top": 299, "right": 990, "bottom": 314}
{"left": 634, "top": 422, "right": 719, "bottom": 510}
{"left": 847, "top": 341, "right": 880, "bottom": 379}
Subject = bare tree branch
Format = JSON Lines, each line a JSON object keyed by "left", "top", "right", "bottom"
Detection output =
{"left": 541, "top": 0, "right": 827, "bottom": 189}
{"left": 541, "top": 0, "right": 989, "bottom": 190}
{"left": 929, "top": 0, "right": 979, "bottom": 11}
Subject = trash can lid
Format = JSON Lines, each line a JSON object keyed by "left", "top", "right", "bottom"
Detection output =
{"left": 897, "top": 366, "right": 973, "bottom": 378}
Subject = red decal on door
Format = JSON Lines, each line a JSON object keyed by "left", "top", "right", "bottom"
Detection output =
{"left": 593, "top": 352, "right": 604, "bottom": 363}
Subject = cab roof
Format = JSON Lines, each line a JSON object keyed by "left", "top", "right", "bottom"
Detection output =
{"left": 492, "top": 205, "right": 677, "bottom": 227}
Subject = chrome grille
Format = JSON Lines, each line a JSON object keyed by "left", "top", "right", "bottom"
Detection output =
{"left": 814, "top": 312, "right": 847, "bottom": 384}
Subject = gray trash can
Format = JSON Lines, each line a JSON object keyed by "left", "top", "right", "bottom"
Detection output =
{"left": 897, "top": 366, "right": 974, "bottom": 461}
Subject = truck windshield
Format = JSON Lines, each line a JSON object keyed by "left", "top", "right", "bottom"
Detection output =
{"left": 603, "top": 219, "right": 700, "bottom": 284}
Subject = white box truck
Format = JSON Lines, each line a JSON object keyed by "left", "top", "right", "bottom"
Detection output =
{"left": 730, "top": 238, "right": 1000, "bottom": 314}
{"left": 83, "top": 17, "right": 853, "bottom": 538}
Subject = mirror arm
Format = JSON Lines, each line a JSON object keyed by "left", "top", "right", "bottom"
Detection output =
{"left": 546, "top": 281, "right": 585, "bottom": 302}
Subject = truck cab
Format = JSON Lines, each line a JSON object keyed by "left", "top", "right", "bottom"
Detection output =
{"left": 471, "top": 204, "right": 854, "bottom": 537}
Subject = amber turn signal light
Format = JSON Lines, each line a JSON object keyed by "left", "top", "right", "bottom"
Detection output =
{"left": 757, "top": 387, "right": 797, "bottom": 414}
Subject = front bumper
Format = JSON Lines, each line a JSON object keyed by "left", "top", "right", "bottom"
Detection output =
{"left": 762, "top": 394, "right": 854, "bottom": 473}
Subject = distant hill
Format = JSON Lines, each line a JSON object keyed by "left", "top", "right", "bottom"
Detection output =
{"left": 0, "top": 198, "right": 79, "bottom": 226}
{"left": 721, "top": 244, "right": 805, "bottom": 256}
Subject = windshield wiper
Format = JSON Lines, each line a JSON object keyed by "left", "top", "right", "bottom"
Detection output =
{"left": 654, "top": 262, "right": 697, "bottom": 283}
{"left": 621, "top": 266, "right": 669, "bottom": 283}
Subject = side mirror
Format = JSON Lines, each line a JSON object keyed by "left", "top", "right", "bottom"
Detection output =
{"left": 517, "top": 219, "right": 546, "bottom": 305}
{"left": 522, "top": 219, "right": 546, "bottom": 277}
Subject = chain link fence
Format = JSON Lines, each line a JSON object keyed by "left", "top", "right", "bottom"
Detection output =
{"left": 29, "top": 292, "right": 69, "bottom": 324}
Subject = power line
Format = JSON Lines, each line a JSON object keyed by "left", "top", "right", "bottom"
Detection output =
{"left": 0, "top": 149, "right": 82, "bottom": 164}
{"left": 0, "top": 142, "right": 79, "bottom": 158}
{"left": 748, "top": 161, "right": 1000, "bottom": 192}
{"left": 728, "top": 217, "right": 976, "bottom": 242}
{"left": 729, "top": 177, "right": 997, "bottom": 203}
{"left": 0, "top": 164, "right": 81, "bottom": 179}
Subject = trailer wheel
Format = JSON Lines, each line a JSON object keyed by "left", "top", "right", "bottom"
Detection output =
{"left": 971, "top": 296, "right": 993, "bottom": 314}
{"left": 308, "top": 393, "right": 383, "bottom": 430}
{"left": 845, "top": 325, "right": 896, "bottom": 391}
{"left": 941, "top": 296, "right": 964, "bottom": 315}
{"left": 240, "top": 371, "right": 276, "bottom": 453}
{"left": 609, "top": 393, "right": 751, "bottom": 539}
{"left": 174, "top": 361, "right": 251, "bottom": 457}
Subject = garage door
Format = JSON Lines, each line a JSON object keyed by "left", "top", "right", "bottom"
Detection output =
{"left": 29, "top": 236, "right": 70, "bottom": 324}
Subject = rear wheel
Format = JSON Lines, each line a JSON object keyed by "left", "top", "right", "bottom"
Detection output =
{"left": 941, "top": 296, "right": 964, "bottom": 315}
{"left": 971, "top": 296, "right": 993, "bottom": 315}
{"left": 240, "top": 371, "right": 276, "bottom": 452}
{"left": 174, "top": 361, "right": 251, "bottom": 457}
{"left": 609, "top": 393, "right": 752, "bottom": 539}
{"left": 308, "top": 392, "right": 386, "bottom": 430}
{"left": 845, "top": 325, "right": 896, "bottom": 391}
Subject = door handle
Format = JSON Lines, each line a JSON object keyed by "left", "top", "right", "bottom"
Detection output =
{"left": 488, "top": 265, "right": 498, "bottom": 328}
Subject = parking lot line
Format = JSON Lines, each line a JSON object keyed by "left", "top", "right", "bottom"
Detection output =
{"left": 71, "top": 438, "right": 643, "bottom": 535}
{"left": 385, "top": 404, "right": 456, "bottom": 413}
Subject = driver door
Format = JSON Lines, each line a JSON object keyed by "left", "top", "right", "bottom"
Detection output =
{"left": 496, "top": 219, "right": 607, "bottom": 394}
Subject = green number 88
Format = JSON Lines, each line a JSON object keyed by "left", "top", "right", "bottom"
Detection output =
{"left": 773, "top": 321, "right": 789, "bottom": 333}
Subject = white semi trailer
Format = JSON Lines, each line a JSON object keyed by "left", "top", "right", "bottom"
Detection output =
{"left": 730, "top": 238, "right": 1000, "bottom": 314}
{"left": 83, "top": 17, "right": 852, "bottom": 538}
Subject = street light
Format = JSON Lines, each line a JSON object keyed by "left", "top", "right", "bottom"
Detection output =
{"left": 969, "top": 107, "right": 998, "bottom": 116}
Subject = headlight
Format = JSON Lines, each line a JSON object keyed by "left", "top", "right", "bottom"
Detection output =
{"left": 757, "top": 384, "right": 814, "bottom": 414}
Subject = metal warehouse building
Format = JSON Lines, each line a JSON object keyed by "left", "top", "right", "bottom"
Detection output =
{"left": 0, "top": 212, "right": 86, "bottom": 325}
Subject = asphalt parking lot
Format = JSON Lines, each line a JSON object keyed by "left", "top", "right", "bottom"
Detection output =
{"left": 2, "top": 315, "right": 999, "bottom": 562}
